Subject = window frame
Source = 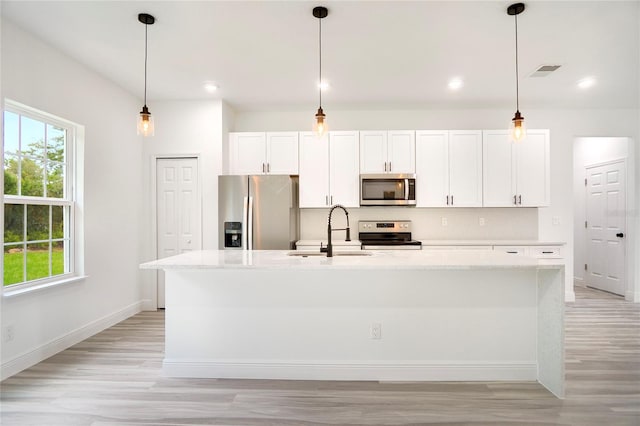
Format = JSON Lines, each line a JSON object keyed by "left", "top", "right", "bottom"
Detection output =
{"left": 3, "top": 100, "right": 82, "bottom": 293}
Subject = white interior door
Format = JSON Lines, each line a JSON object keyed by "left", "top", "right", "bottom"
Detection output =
{"left": 586, "top": 160, "right": 626, "bottom": 296}
{"left": 156, "top": 158, "right": 201, "bottom": 308}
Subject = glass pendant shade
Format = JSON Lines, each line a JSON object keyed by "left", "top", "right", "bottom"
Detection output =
{"left": 137, "top": 105, "right": 154, "bottom": 137}
{"left": 313, "top": 107, "right": 328, "bottom": 137}
{"left": 510, "top": 110, "right": 526, "bottom": 142}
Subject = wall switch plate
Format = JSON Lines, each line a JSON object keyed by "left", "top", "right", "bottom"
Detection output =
{"left": 552, "top": 216, "right": 561, "bottom": 226}
{"left": 479, "top": 217, "right": 485, "bottom": 226}
{"left": 370, "top": 323, "right": 382, "bottom": 340}
{"left": 441, "top": 217, "right": 448, "bottom": 226}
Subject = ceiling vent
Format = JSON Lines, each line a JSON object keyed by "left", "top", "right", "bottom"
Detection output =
{"left": 529, "top": 64, "right": 562, "bottom": 77}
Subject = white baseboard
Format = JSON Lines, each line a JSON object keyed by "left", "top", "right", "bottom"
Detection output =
{"left": 565, "top": 290, "right": 576, "bottom": 302}
{"left": 141, "top": 298, "right": 156, "bottom": 311}
{"left": 162, "top": 359, "right": 538, "bottom": 382}
{"left": 1, "top": 301, "right": 142, "bottom": 381}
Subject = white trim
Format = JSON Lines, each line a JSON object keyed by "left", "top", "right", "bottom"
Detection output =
{"left": 565, "top": 291, "right": 576, "bottom": 302}
{"left": 162, "top": 359, "right": 538, "bottom": 382}
{"left": 2, "top": 274, "right": 87, "bottom": 297}
{"left": 0, "top": 300, "right": 141, "bottom": 380}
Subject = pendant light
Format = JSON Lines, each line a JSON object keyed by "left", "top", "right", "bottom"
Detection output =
{"left": 507, "top": 3, "right": 526, "bottom": 142}
{"left": 312, "top": 6, "right": 328, "bottom": 137}
{"left": 137, "top": 13, "right": 155, "bottom": 137}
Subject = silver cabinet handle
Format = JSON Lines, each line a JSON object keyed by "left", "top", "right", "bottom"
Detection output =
{"left": 542, "top": 251, "right": 553, "bottom": 254}
{"left": 518, "top": 195, "right": 522, "bottom": 205}
{"left": 262, "top": 163, "right": 265, "bottom": 173}
{"left": 507, "top": 251, "right": 518, "bottom": 254}
{"left": 325, "top": 195, "right": 328, "bottom": 205}
{"left": 388, "top": 162, "right": 391, "bottom": 172}
{"left": 514, "top": 195, "right": 517, "bottom": 205}
{"left": 446, "top": 195, "right": 449, "bottom": 205}
{"left": 384, "top": 162, "right": 387, "bottom": 172}
{"left": 330, "top": 195, "right": 333, "bottom": 205}
{"left": 451, "top": 195, "right": 454, "bottom": 205}
{"left": 267, "top": 163, "right": 270, "bottom": 173}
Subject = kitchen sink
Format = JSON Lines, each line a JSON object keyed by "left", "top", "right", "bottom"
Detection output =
{"left": 287, "top": 251, "right": 373, "bottom": 257}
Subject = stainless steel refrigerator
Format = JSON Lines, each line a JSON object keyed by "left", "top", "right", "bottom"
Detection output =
{"left": 218, "top": 175, "right": 299, "bottom": 250}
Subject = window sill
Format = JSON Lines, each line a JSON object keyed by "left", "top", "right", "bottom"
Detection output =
{"left": 2, "top": 275, "right": 88, "bottom": 298}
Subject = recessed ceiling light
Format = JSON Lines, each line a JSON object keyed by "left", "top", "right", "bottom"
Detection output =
{"left": 318, "top": 81, "right": 330, "bottom": 91}
{"left": 203, "top": 82, "right": 219, "bottom": 93}
{"left": 448, "top": 78, "right": 463, "bottom": 90}
{"left": 577, "top": 77, "right": 596, "bottom": 89}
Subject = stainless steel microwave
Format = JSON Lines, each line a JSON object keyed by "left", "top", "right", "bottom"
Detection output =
{"left": 360, "top": 174, "right": 416, "bottom": 206}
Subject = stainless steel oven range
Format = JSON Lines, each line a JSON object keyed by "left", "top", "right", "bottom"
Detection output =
{"left": 359, "top": 220, "right": 422, "bottom": 250}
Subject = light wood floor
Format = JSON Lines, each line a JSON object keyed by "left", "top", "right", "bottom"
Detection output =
{"left": 1, "top": 286, "right": 638, "bottom": 426}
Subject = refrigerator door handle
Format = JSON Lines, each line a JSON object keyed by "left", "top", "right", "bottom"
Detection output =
{"left": 241, "top": 196, "right": 248, "bottom": 250}
{"left": 247, "top": 196, "right": 254, "bottom": 250}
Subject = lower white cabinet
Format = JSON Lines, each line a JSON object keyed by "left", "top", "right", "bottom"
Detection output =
{"left": 299, "top": 131, "right": 360, "bottom": 208}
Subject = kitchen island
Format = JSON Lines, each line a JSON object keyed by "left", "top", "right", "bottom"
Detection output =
{"left": 140, "top": 249, "right": 564, "bottom": 397}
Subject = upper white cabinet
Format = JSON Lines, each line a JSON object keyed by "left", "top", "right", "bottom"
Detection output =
{"left": 416, "top": 130, "right": 483, "bottom": 207}
{"left": 360, "top": 131, "right": 415, "bottom": 174}
{"left": 229, "top": 132, "right": 298, "bottom": 175}
{"left": 299, "top": 131, "right": 360, "bottom": 208}
{"left": 482, "top": 129, "right": 550, "bottom": 207}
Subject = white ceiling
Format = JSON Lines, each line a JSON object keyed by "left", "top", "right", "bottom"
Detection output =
{"left": 2, "top": 1, "right": 639, "bottom": 112}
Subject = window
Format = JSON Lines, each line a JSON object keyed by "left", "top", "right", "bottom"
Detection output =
{"left": 3, "top": 101, "right": 80, "bottom": 290}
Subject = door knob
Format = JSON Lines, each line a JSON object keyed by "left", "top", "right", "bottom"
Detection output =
{"left": 616, "top": 233, "right": 624, "bottom": 238}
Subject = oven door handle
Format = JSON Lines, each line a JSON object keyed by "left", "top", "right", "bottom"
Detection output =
{"left": 404, "top": 178, "right": 409, "bottom": 200}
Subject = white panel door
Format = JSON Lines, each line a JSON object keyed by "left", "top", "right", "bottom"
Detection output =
{"left": 586, "top": 160, "right": 626, "bottom": 296}
{"left": 156, "top": 158, "right": 202, "bottom": 308}
{"left": 387, "top": 131, "right": 415, "bottom": 173}
{"left": 299, "top": 132, "right": 330, "bottom": 208}
{"left": 229, "top": 132, "right": 266, "bottom": 174}
{"left": 517, "top": 130, "right": 550, "bottom": 207}
{"left": 360, "top": 131, "right": 388, "bottom": 174}
{"left": 329, "top": 131, "right": 360, "bottom": 207}
{"left": 448, "top": 130, "right": 483, "bottom": 207}
{"left": 416, "top": 131, "right": 449, "bottom": 207}
{"left": 266, "top": 132, "right": 298, "bottom": 174}
{"left": 482, "top": 130, "right": 515, "bottom": 207}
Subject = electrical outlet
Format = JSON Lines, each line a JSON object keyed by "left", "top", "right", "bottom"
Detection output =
{"left": 441, "top": 217, "right": 448, "bottom": 227}
{"left": 552, "top": 216, "right": 561, "bottom": 226}
{"left": 3, "top": 324, "right": 15, "bottom": 343}
{"left": 479, "top": 217, "right": 485, "bottom": 226}
{"left": 370, "top": 323, "right": 382, "bottom": 340}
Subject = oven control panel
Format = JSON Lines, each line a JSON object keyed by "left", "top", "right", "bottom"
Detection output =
{"left": 358, "top": 220, "right": 412, "bottom": 233}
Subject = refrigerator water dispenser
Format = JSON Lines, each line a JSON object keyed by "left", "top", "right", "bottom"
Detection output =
{"left": 224, "top": 222, "right": 242, "bottom": 248}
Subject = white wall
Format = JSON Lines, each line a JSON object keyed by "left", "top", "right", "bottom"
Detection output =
{"left": 139, "top": 100, "right": 227, "bottom": 309}
{"left": 1, "top": 19, "right": 144, "bottom": 378}
{"left": 233, "top": 108, "right": 640, "bottom": 302}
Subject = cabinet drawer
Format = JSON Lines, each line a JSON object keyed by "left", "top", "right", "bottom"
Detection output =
{"left": 494, "top": 246, "right": 527, "bottom": 256}
{"left": 529, "top": 246, "right": 562, "bottom": 258}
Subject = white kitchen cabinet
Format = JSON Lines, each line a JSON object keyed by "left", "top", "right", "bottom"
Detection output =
{"left": 415, "top": 130, "right": 482, "bottom": 207}
{"left": 494, "top": 245, "right": 562, "bottom": 258}
{"left": 228, "top": 131, "right": 298, "bottom": 175}
{"left": 299, "top": 131, "right": 359, "bottom": 208}
{"left": 482, "top": 129, "right": 550, "bottom": 207}
{"left": 360, "top": 131, "right": 415, "bottom": 174}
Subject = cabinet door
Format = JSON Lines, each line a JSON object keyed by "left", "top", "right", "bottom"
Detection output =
{"left": 329, "top": 131, "right": 360, "bottom": 207}
{"left": 299, "top": 132, "right": 330, "bottom": 208}
{"left": 359, "top": 131, "right": 387, "bottom": 173}
{"left": 482, "top": 130, "right": 516, "bottom": 207}
{"left": 266, "top": 132, "right": 299, "bottom": 174}
{"left": 448, "top": 130, "right": 483, "bottom": 207}
{"left": 415, "top": 131, "right": 449, "bottom": 207}
{"left": 387, "top": 131, "right": 415, "bottom": 173}
{"left": 516, "top": 130, "right": 550, "bottom": 207}
{"left": 229, "top": 132, "right": 266, "bottom": 175}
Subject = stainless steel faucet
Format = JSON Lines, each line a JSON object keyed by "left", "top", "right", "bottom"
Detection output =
{"left": 320, "top": 204, "right": 351, "bottom": 257}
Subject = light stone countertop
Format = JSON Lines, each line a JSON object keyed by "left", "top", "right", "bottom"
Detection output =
{"left": 419, "top": 240, "right": 566, "bottom": 246}
{"left": 140, "top": 249, "right": 564, "bottom": 271}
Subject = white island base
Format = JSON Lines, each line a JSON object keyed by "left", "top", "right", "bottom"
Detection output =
{"left": 143, "top": 250, "right": 564, "bottom": 398}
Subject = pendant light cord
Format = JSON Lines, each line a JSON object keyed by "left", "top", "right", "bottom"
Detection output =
{"left": 318, "top": 15, "right": 322, "bottom": 109}
{"left": 514, "top": 13, "right": 519, "bottom": 111}
{"left": 144, "top": 22, "right": 148, "bottom": 106}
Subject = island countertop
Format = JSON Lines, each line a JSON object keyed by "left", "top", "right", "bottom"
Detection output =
{"left": 140, "top": 249, "right": 564, "bottom": 271}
